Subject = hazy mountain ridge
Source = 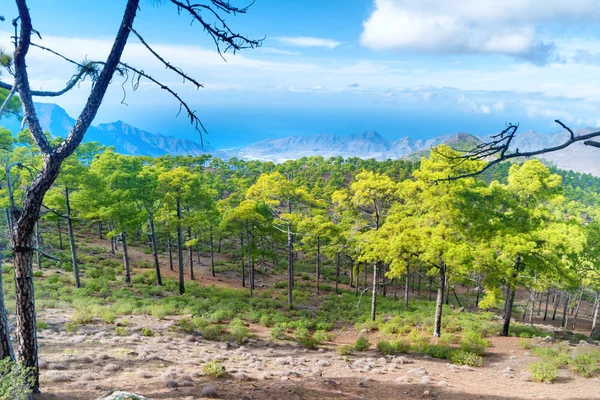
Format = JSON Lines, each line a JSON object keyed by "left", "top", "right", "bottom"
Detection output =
{"left": 2, "top": 103, "right": 599, "bottom": 175}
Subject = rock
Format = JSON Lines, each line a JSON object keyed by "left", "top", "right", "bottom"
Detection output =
{"left": 459, "top": 365, "right": 473, "bottom": 371}
{"left": 408, "top": 367, "right": 427, "bottom": 375}
{"left": 200, "top": 385, "right": 218, "bottom": 398}
{"left": 164, "top": 379, "right": 178, "bottom": 388}
{"left": 423, "top": 390, "right": 431, "bottom": 396}
{"left": 96, "top": 391, "right": 149, "bottom": 400}
{"left": 395, "top": 376, "right": 410, "bottom": 383}
{"left": 421, "top": 375, "right": 431, "bottom": 385}
{"left": 438, "top": 380, "right": 449, "bottom": 387}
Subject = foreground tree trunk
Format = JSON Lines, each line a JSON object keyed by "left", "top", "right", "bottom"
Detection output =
{"left": 433, "top": 264, "right": 446, "bottom": 337}
{"left": 176, "top": 198, "right": 185, "bottom": 294}
{"left": 240, "top": 234, "right": 245, "bottom": 287}
{"left": 528, "top": 290, "right": 535, "bottom": 325}
{"left": 167, "top": 234, "right": 174, "bottom": 272}
{"left": 287, "top": 221, "right": 293, "bottom": 308}
{"left": 187, "top": 228, "right": 194, "bottom": 281}
{"left": 370, "top": 263, "right": 378, "bottom": 321}
{"left": 543, "top": 290, "right": 550, "bottom": 321}
{"left": 561, "top": 292, "right": 570, "bottom": 328}
{"left": 148, "top": 215, "right": 162, "bottom": 286}
{"left": 591, "top": 292, "right": 599, "bottom": 338}
{"left": 65, "top": 187, "right": 80, "bottom": 288}
{"left": 122, "top": 233, "right": 131, "bottom": 284}
{"left": 34, "top": 221, "right": 41, "bottom": 270}
{"left": 0, "top": 255, "right": 14, "bottom": 361}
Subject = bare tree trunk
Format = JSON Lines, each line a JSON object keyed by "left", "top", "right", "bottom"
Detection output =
{"left": 287, "top": 222, "right": 293, "bottom": 308}
{"left": 543, "top": 290, "right": 550, "bottom": 321}
{"left": 210, "top": 231, "right": 215, "bottom": 277}
{"left": 433, "top": 264, "right": 446, "bottom": 337}
{"left": 370, "top": 263, "right": 377, "bottom": 321}
{"left": 355, "top": 264, "right": 359, "bottom": 297}
{"left": 247, "top": 226, "right": 253, "bottom": 297}
{"left": 475, "top": 275, "right": 481, "bottom": 307}
{"left": 572, "top": 288, "right": 584, "bottom": 326}
{"left": 316, "top": 237, "right": 320, "bottom": 294}
{"left": 167, "top": 234, "right": 173, "bottom": 272}
{"left": 501, "top": 284, "right": 516, "bottom": 336}
{"left": 335, "top": 252, "right": 340, "bottom": 294}
{"left": 528, "top": 290, "right": 535, "bottom": 325}
{"left": 591, "top": 292, "right": 599, "bottom": 338}
{"left": 240, "top": 234, "right": 245, "bottom": 287}
{"left": 404, "top": 261, "right": 410, "bottom": 309}
{"left": 176, "top": 198, "right": 185, "bottom": 294}
{"left": 187, "top": 228, "right": 194, "bottom": 281}
{"left": 149, "top": 215, "right": 162, "bottom": 286}
{"left": 65, "top": 187, "right": 80, "bottom": 288}
{"left": 109, "top": 221, "right": 116, "bottom": 255}
{"left": 349, "top": 258, "right": 354, "bottom": 289}
{"left": 98, "top": 222, "right": 103, "bottom": 240}
{"left": 552, "top": 291, "right": 560, "bottom": 320}
{"left": 0, "top": 254, "right": 14, "bottom": 361}
{"left": 56, "top": 219, "right": 63, "bottom": 250}
{"left": 561, "top": 292, "right": 570, "bottom": 328}
{"left": 122, "top": 233, "right": 131, "bottom": 284}
{"left": 537, "top": 291, "right": 543, "bottom": 315}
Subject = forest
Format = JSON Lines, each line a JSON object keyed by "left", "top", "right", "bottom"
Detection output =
{"left": 0, "top": 122, "right": 599, "bottom": 398}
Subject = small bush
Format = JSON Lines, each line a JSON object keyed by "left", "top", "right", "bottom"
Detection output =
{"left": 528, "top": 360, "right": 558, "bottom": 383}
{"left": 100, "top": 310, "right": 117, "bottom": 324}
{"left": 295, "top": 328, "right": 318, "bottom": 349}
{"left": 336, "top": 344, "right": 353, "bottom": 355}
{"left": 71, "top": 309, "right": 93, "bottom": 325}
{"left": 141, "top": 327, "right": 154, "bottom": 337}
{"left": 459, "top": 331, "right": 490, "bottom": 355}
{"left": 391, "top": 339, "right": 411, "bottom": 354}
{"left": 115, "top": 327, "right": 127, "bottom": 336}
{"left": 570, "top": 354, "right": 598, "bottom": 378}
{"left": 376, "top": 340, "right": 394, "bottom": 355}
{"left": 438, "top": 333, "right": 458, "bottom": 346}
{"left": 407, "top": 330, "right": 430, "bottom": 349}
{"left": 450, "top": 350, "right": 483, "bottom": 367}
{"left": 229, "top": 319, "right": 253, "bottom": 344}
{"left": 64, "top": 322, "right": 79, "bottom": 333}
{"left": 313, "top": 330, "right": 335, "bottom": 343}
{"left": 354, "top": 336, "right": 371, "bottom": 352}
{"left": 0, "top": 359, "right": 34, "bottom": 400}
{"left": 202, "top": 361, "right": 226, "bottom": 378}
{"left": 519, "top": 338, "right": 533, "bottom": 350}
{"left": 259, "top": 314, "right": 273, "bottom": 327}
{"left": 422, "top": 344, "right": 454, "bottom": 360}
{"left": 270, "top": 326, "right": 286, "bottom": 340}
{"left": 36, "top": 321, "right": 49, "bottom": 331}
{"left": 202, "top": 324, "right": 225, "bottom": 341}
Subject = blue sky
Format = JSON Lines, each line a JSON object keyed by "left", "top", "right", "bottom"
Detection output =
{"left": 2, "top": 0, "right": 600, "bottom": 148}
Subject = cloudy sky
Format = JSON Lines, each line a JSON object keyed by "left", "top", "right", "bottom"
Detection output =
{"left": 2, "top": 0, "right": 600, "bottom": 148}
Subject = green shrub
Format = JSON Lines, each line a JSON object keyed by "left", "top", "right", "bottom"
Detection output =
{"left": 36, "top": 321, "right": 49, "bottom": 331}
{"left": 519, "top": 338, "right": 533, "bottom": 350}
{"left": 422, "top": 344, "right": 454, "bottom": 360}
{"left": 376, "top": 340, "right": 394, "bottom": 355}
{"left": 202, "top": 324, "right": 225, "bottom": 341}
{"left": 391, "top": 339, "right": 411, "bottom": 354}
{"left": 407, "top": 330, "right": 430, "bottom": 349}
{"left": 449, "top": 350, "right": 483, "bottom": 367}
{"left": 295, "top": 328, "right": 318, "bottom": 349}
{"left": 336, "top": 344, "right": 353, "bottom": 355}
{"left": 64, "top": 322, "right": 79, "bottom": 333}
{"left": 459, "top": 331, "right": 490, "bottom": 355}
{"left": 229, "top": 319, "right": 254, "bottom": 344}
{"left": 202, "top": 361, "right": 226, "bottom": 378}
{"left": 259, "top": 314, "right": 273, "bottom": 327}
{"left": 115, "top": 327, "right": 127, "bottom": 336}
{"left": 313, "top": 330, "right": 335, "bottom": 343}
{"left": 570, "top": 354, "right": 598, "bottom": 377}
{"left": 270, "top": 326, "right": 286, "bottom": 340}
{"left": 141, "top": 327, "right": 154, "bottom": 337}
{"left": 0, "top": 359, "right": 34, "bottom": 400}
{"left": 354, "top": 336, "right": 371, "bottom": 352}
{"left": 529, "top": 360, "right": 558, "bottom": 383}
{"left": 438, "top": 333, "right": 458, "bottom": 346}
{"left": 71, "top": 309, "right": 94, "bottom": 325}
{"left": 100, "top": 310, "right": 117, "bottom": 324}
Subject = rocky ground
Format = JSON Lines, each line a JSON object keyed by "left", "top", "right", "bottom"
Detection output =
{"left": 33, "top": 309, "right": 600, "bottom": 400}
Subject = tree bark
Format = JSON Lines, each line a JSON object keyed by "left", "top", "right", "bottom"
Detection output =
{"left": 167, "top": 234, "right": 174, "bottom": 272}
{"left": 98, "top": 222, "right": 103, "bottom": 239}
{"left": 528, "top": 290, "right": 535, "bottom": 325}
{"left": 335, "top": 252, "right": 340, "bottom": 294}
{"left": 591, "top": 292, "right": 599, "bottom": 338}
{"left": 501, "top": 284, "right": 516, "bottom": 336}
{"left": 316, "top": 237, "right": 320, "bottom": 294}
{"left": 572, "top": 288, "right": 584, "bottom": 326}
{"left": 240, "top": 234, "right": 245, "bottom": 287}
{"left": 108, "top": 221, "right": 116, "bottom": 255}
{"left": 287, "top": 221, "right": 293, "bottom": 308}
{"left": 475, "top": 275, "right": 481, "bottom": 307}
{"left": 433, "top": 263, "right": 446, "bottom": 337}
{"left": 34, "top": 220, "right": 41, "bottom": 270}
{"left": 404, "top": 261, "right": 410, "bottom": 309}
{"left": 56, "top": 219, "right": 63, "bottom": 250}
{"left": 552, "top": 291, "right": 560, "bottom": 320}
{"left": 370, "top": 263, "right": 377, "bottom": 321}
{"left": 65, "top": 187, "right": 80, "bottom": 288}
{"left": 0, "top": 254, "right": 14, "bottom": 361}
{"left": 247, "top": 225, "right": 253, "bottom": 297}
{"left": 543, "top": 290, "right": 550, "bottom": 321}
{"left": 149, "top": 215, "right": 162, "bottom": 286}
{"left": 355, "top": 264, "right": 359, "bottom": 297}
{"left": 561, "top": 292, "right": 570, "bottom": 328}
{"left": 122, "top": 233, "right": 131, "bottom": 284}
{"left": 176, "top": 198, "right": 185, "bottom": 294}
{"left": 210, "top": 231, "right": 215, "bottom": 277}
{"left": 187, "top": 228, "right": 194, "bottom": 281}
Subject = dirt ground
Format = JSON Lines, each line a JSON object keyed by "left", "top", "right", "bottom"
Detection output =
{"left": 33, "top": 309, "right": 600, "bottom": 400}
{"left": 28, "top": 231, "right": 600, "bottom": 399}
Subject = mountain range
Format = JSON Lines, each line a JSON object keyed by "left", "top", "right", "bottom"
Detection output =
{"left": 1, "top": 103, "right": 599, "bottom": 175}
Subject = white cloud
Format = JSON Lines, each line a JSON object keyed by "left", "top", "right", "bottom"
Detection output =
{"left": 360, "top": 0, "right": 600, "bottom": 64}
{"left": 274, "top": 36, "right": 340, "bottom": 49}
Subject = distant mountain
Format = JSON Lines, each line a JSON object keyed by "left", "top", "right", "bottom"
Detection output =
{"left": 33, "top": 103, "right": 218, "bottom": 157}
{"left": 233, "top": 131, "right": 483, "bottom": 163}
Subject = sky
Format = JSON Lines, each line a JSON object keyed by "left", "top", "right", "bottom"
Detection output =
{"left": 2, "top": 0, "right": 600, "bottom": 148}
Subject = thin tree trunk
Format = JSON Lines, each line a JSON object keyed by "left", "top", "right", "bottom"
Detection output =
{"left": 122, "top": 233, "right": 131, "bottom": 284}
{"left": 167, "top": 234, "right": 174, "bottom": 272}
{"left": 0, "top": 254, "right": 14, "bottom": 361}
{"left": 335, "top": 252, "right": 340, "bottom": 294}
{"left": 543, "top": 290, "right": 550, "bottom": 321}
{"left": 561, "top": 292, "right": 570, "bottom": 328}
{"left": 528, "top": 290, "right": 535, "bottom": 325}
{"left": 404, "top": 261, "right": 410, "bottom": 309}
{"left": 417, "top": 271, "right": 421, "bottom": 296}
{"left": 445, "top": 275, "right": 450, "bottom": 306}
{"left": 591, "top": 292, "right": 599, "bottom": 338}
{"left": 433, "top": 264, "right": 446, "bottom": 337}
{"left": 287, "top": 221, "right": 293, "bottom": 308}
{"left": 240, "top": 234, "right": 245, "bottom": 287}
{"left": 370, "top": 263, "right": 378, "bottom": 321}
{"left": 355, "top": 264, "right": 359, "bottom": 297}
{"left": 452, "top": 287, "right": 462, "bottom": 308}
{"left": 98, "top": 222, "right": 103, "bottom": 239}
{"left": 552, "top": 291, "right": 560, "bottom": 320}
{"left": 350, "top": 258, "right": 354, "bottom": 288}
{"left": 364, "top": 263, "right": 367, "bottom": 290}
{"left": 316, "top": 237, "right": 320, "bottom": 294}
{"left": 210, "top": 231, "right": 215, "bottom": 277}
{"left": 149, "top": 215, "right": 162, "bottom": 286}
{"left": 65, "top": 187, "right": 80, "bottom": 288}
{"left": 501, "top": 256, "right": 520, "bottom": 337}
{"left": 572, "top": 288, "right": 584, "bottom": 325}
{"left": 187, "top": 228, "right": 194, "bottom": 281}
{"left": 109, "top": 221, "right": 115, "bottom": 255}
{"left": 57, "top": 219, "right": 63, "bottom": 250}
{"left": 247, "top": 225, "right": 253, "bottom": 297}
{"left": 176, "top": 198, "right": 185, "bottom": 294}
{"left": 475, "top": 275, "right": 481, "bottom": 308}
{"left": 537, "top": 291, "right": 543, "bottom": 315}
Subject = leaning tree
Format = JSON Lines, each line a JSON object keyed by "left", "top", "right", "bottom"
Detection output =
{"left": 0, "top": 0, "right": 261, "bottom": 391}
